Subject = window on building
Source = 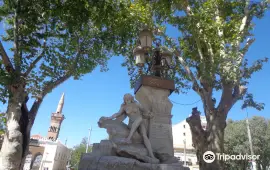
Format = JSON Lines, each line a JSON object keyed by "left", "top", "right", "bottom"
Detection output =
{"left": 183, "top": 133, "right": 185, "bottom": 136}
{"left": 32, "top": 155, "right": 43, "bottom": 169}
{"left": 183, "top": 125, "right": 185, "bottom": 128}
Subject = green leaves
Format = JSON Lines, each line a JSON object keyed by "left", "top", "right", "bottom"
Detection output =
{"left": 70, "top": 137, "right": 91, "bottom": 170}
{"left": 0, "top": 0, "right": 153, "bottom": 100}
{"left": 242, "top": 57, "right": 268, "bottom": 80}
{"left": 224, "top": 117, "right": 270, "bottom": 169}
{"left": 241, "top": 93, "right": 265, "bottom": 111}
{"left": 0, "top": 112, "right": 6, "bottom": 135}
{"left": 122, "top": 0, "right": 268, "bottom": 112}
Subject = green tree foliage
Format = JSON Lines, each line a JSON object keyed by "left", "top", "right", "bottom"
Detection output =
{"left": 0, "top": 111, "right": 6, "bottom": 150}
{"left": 0, "top": 0, "right": 152, "bottom": 169}
{"left": 123, "top": 0, "right": 268, "bottom": 169}
{"left": 70, "top": 137, "right": 91, "bottom": 170}
{"left": 224, "top": 116, "right": 270, "bottom": 170}
{"left": 0, "top": 0, "right": 152, "bottom": 103}
{"left": 0, "top": 112, "right": 6, "bottom": 135}
{"left": 126, "top": 0, "right": 268, "bottom": 107}
{"left": 224, "top": 118, "right": 250, "bottom": 169}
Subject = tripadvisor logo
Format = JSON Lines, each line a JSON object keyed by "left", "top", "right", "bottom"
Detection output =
{"left": 203, "top": 151, "right": 215, "bottom": 163}
{"left": 203, "top": 151, "right": 260, "bottom": 163}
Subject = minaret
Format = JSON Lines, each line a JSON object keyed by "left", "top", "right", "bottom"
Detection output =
{"left": 47, "top": 93, "right": 65, "bottom": 141}
{"left": 56, "top": 93, "right": 65, "bottom": 114}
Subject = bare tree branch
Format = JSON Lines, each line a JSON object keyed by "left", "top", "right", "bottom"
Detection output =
{"left": 23, "top": 41, "right": 47, "bottom": 76}
{"left": 26, "top": 75, "right": 69, "bottom": 129}
{"left": 232, "top": 85, "right": 247, "bottom": 105}
{"left": 43, "top": 74, "right": 71, "bottom": 97}
{"left": 217, "top": 84, "right": 233, "bottom": 114}
{"left": 195, "top": 35, "right": 204, "bottom": 62}
{"left": 157, "top": 27, "right": 202, "bottom": 94}
{"left": 235, "top": 0, "right": 250, "bottom": 49}
{"left": 28, "top": 73, "right": 71, "bottom": 131}
{"left": 176, "top": 53, "right": 202, "bottom": 94}
{"left": 201, "top": 88, "right": 215, "bottom": 111}
{"left": 215, "top": 6, "right": 226, "bottom": 61}
{"left": 0, "top": 41, "right": 14, "bottom": 72}
{"left": 41, "top": 38, "right": 82, "bottom": 97}
{"left": 14, "top": 0, "right": 21, "bottom": 71}
{"left": 28, "top": 70, "right": 73, "bottom": 120}
{"left": 183, "top": 1, "right": 205, "bottom": 62}
{"left": 239, "top": 0, "right": 250, "bottom": 35}
{"left": 203, "top": 36, "right": 214, "bottom": 64}
{"left": 241, "top": 38, "right": 255, "bottom": 56}
{"left": 227, "top": 0, "right": 251, "bottom": 77}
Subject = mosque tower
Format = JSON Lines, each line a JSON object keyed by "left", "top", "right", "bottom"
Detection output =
{"left": 47, "top": 93, "right": 65, "bottom": 141}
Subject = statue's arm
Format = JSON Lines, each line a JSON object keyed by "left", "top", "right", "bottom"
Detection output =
{"left": 108, "top": 105, "right": 125, "bottom": 120}
{"left": 138, "top": 104, "right": 153, "bottom": 119}
{"left": 116, "top": 114, "right": 127, "bottom": 122}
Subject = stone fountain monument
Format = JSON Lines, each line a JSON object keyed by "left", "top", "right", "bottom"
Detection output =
{"left": 79, "top": 27, "right": 189, "bottom": 170}
{"left": 78, "top": 75, "right": 189, "bottom": 170}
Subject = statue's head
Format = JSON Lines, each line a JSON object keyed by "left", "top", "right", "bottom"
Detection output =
{"left": 123, "top": 93, "right": 135, "bottom": 104}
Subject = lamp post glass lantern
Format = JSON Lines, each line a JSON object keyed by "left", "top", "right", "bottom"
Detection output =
{"left": 134, "top": 27, "right": 174, "bottom": 78}
{"left": 161, "top": 47, "right": 173, "bottom": 66}
{"left": 139, "top": 28, "right": 152, "bottom": 50}
{"left": 133, "top": 45, "right": 145, "bottom": 67}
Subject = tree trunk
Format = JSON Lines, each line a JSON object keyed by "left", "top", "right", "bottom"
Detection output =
{"left": 187, "top": 108, "right": 227, "bottom": 170}
{"left": 18, "top": 127, "right": 30, "bottom": 170}
{"left": 0, "top": 88, "right": 25, "bottom": 170}
{"left": 18, "top": 125, "right": 30, "bottom": 170}
{"left": 19, "top": 96, "right": 30, "bottom": 170}
{"left": 19, "top": 97, "right": 43, "bottom": 170}
{"left": 262, "top": 164, "right": 267, "bottom": 170}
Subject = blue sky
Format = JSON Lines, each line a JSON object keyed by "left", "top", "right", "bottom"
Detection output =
{"left": 0, "top": 11, "right": 270, "bottom": 148}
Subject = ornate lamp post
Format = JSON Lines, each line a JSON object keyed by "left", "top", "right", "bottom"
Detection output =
{"left": 133, "top": 27, "right": 173, "bottom": 78}
{"left": 133, "top": 45, "right": 145, "bottom": 74}
{"left": 133, "top": 27, "right": 176, "bottom": 163}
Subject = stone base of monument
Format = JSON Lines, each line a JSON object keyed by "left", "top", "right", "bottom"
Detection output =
{"left": 79, "top": 154, "right": 189, "bottom": 170}
{"left": 81, "top": 86, "right": 191, "bottom": 170}
{"left": 78, "top": 140, "right": 189, "bottom": 170}
{"left": 91, "top": 140, "right": 160, "bottom": 164}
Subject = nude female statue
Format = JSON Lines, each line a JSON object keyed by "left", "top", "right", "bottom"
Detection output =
{"left": 104, "top": 93, "right": 156, "bottom": 159}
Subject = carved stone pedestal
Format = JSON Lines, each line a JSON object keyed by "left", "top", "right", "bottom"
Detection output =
{"left": 92, "top": 140, "right": 116, "bottom": 157}
{"left": 78, "top": 75, "right": 190, "bottom": 170}
{"left": 134, "top": 75, "right": 175, "bottom": 163}
{"left": 79, "top": 154, "right": 189, "bottom": 170}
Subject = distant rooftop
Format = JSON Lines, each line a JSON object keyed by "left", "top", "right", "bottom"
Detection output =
{"left": 30, "top": 134, "right": 68, "bottom": 147}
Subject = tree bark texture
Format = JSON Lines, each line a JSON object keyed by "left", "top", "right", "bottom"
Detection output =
{"left": 187, "top": 107, "right": 227, "bottom": 170}
{"left": 19, "top": 98, "right": 42, "bottom": 170}
{"left": 0, "top": 86, "right": 25, "bottom": 170}
{"left": 0, "top": 81, "right": 42, "bottom": 170}
{"left": 18, "top": 96, "right": 30, "bottom": 170}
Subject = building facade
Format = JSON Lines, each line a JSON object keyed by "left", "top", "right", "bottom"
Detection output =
{"left": 23, "top": 137, "right": 70, "bottom": 170}
{"left": 172, "top": 116, "right": 207, "bottom": 169}
{"left": 23, "top": 93, "right": 70, "bottom": 170}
